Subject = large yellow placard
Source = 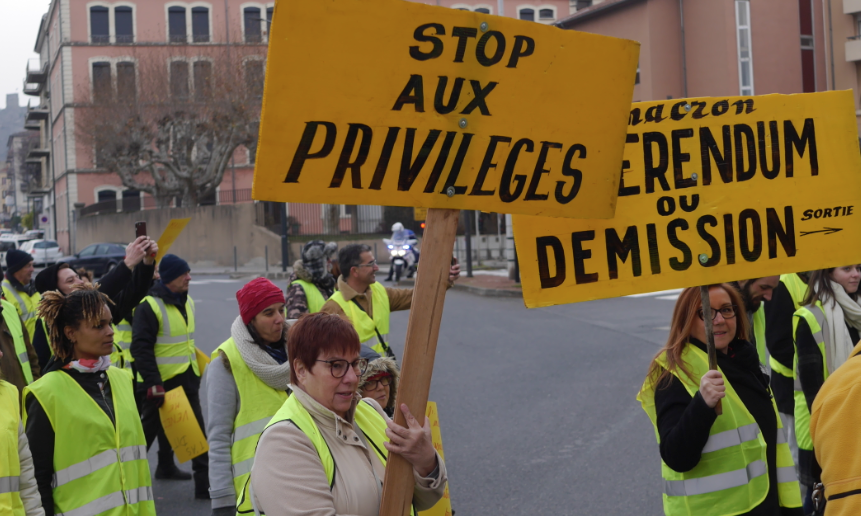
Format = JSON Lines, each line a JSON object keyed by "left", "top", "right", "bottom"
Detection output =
{"left": 253, "top": 0, "right": 639, "bottom": 219}
{"left": 514, "top": 91, "right": 861, "bottom": 308}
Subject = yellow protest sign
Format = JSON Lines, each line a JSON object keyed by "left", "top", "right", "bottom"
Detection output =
{"left": 414, "top": 207, "right": 428, "bottom": 222}
{"left": 253, "top": 0, "right": 639, "bottom": 219}
{"left": 195, "top": 347, "right": 210, "bottom": 377}
{"left": 159, "top": 386, "right": 208, "bottom": 463}
{"left": 155, "top": 217, "right": 191, "bottom": 263}
{"left": 420, "top": 402, "right": 452, "bottom": 516}
{"left": 513, "top": 91, "right": 861, "bottom": 308}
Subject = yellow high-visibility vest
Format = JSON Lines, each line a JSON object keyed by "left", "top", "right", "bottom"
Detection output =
{"left": 0, "top": 380, "right": 24, "bottom": 516}
{"left": 329, "top": 282, "right": 391, "bottom": 356}
{"left": 1, "top": 281, "right": 39, "bottom": 346}
{"left": 142, "top": 296, "right": 198, "bottom": 381}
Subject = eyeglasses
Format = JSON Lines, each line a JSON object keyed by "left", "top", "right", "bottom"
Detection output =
{"left": 697, "top": 305, "right": 738, "bottom": 321}
{"left": 316, "top": 358, "right": 369, "bottom": 378}
{"left": 363, "top": 376, "right": 392, "bottom": 390}
{"left": 355, "top": 260, "right": 377, "bottom": 268}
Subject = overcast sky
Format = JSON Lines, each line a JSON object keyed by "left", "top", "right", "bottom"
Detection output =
{"left": 0, "top": 2, "right": 52, "bottom": 109}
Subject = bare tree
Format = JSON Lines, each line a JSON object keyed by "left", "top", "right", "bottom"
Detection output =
{"left": 76, "top": 46, "right": 264, "bottom": 206}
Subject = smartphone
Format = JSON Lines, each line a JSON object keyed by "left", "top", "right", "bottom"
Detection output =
{"left": 135, "top": 221, "right": 147, "bottom": 239}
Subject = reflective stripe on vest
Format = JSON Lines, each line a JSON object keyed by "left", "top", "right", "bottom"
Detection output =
{"left": 2, "top": 281, "right": 40, "bottom": 343}
{"left": 212, "top": 338, "right": 288, "bottom": 495}
{"left": 22, "top": 367, "right": 155, "bottom": 516}
{"left": 144, "top": 296, "right": 197, "bottom": 381}
{"left": 792, "top": 304, "right": 828, "bottom": 452}
{"left": 752, "top": 304, "right": 767, "bottom": 365}
{"left": 329, "top": 283, "right": 392, "bottom": 356}
{"left": 112, "top": 318, "right": 134, "bottom": 370}
{"left": 54, "top": 486, "right": 154, "bottom": 516}
{"left": 0, "top": 380, "right": 24, "bottom": 516}
{"left": 291, "top": 279, "right": 325, "bottom": 314}
{"left": 2, "top": 299, "right": 32, "bottom": 385}
{"left": 638, "top": 344, "right": 802, "bottom": 515}
{"left": 235, "top": 395, "right": 416, "bottom": 516}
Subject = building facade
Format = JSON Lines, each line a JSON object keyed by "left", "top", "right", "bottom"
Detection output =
{"left": 24, "top": 0, "right": 271, "bottom": 253}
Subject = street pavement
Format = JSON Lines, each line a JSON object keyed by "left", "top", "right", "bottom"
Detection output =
{"left": 149, "top": 275, "right": 683, "bottom": 515}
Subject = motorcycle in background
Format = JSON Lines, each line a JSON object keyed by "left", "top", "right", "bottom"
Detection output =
{"left": 384, "top": 228, "right": 419, "bottom": 282}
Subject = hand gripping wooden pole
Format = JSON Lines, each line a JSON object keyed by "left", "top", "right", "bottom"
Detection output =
{"left": 379, "top": 208, "right": 460, "bottom": 516}
{"left": 699, "top": 285, "right": 723, "bottom": 416}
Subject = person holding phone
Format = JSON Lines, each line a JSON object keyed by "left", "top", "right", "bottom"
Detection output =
{"left": 31, "top": 236, "right": 157, "bottom": 371}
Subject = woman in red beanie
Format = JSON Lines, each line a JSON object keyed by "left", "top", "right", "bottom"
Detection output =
{"left": 204, "top": 277, "right": 292, "bottom": 516}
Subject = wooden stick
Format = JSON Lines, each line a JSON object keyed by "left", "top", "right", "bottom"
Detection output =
{"left": 699, "top": 285, "right": 722, "bottom": 415}
{"left": 379, "top": 208, "right": 460, "bottom": 516}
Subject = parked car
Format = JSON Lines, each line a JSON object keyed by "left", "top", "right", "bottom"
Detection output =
{"left": 59, "top": 242, "right": 127, "bottom": 278}
{"left": 24, "top": 229, "right": 45, "bottom": 239}
{"left": 0, "top": 236, "right": 36, "bottom": 270}
{"left": 20, "top": 239, "right": 63, "bottom": 266}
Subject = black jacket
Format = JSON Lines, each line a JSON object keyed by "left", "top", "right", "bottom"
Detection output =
{"left": 25, "top": 368, "right": 131, "bottom": 516}
{"left": 654, "top": 338, "right": 803, "bottom": 516}
{"left": 31, "top": 262, "right": 155, "bottom": 370}
{"left": 130, "top": 281, "right": 189, "bottom": 391}
{"left": 763, "top": 282, "right": 798, "bottom": 415}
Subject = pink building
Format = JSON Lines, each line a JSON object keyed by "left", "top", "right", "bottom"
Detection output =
{"left": 24, "top": 0, "right": 271, "bottom": 253}
{"left": 554, "top": 1, "right": 838, "bottom": 110}
{"left": 409, "top": 0, "right": 574, "bottom": 23}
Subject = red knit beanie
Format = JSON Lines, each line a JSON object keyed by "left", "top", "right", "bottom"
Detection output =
{"left": 236, "top": 278, "right": 285, "bottom": 325}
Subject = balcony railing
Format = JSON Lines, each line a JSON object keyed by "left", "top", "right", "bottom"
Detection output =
{"left": 25, "top": 59, "right": 47, "bottom": 84}
{"left": 847, "top": 38, "right": 861, "bottom": 62}
{"left": 844, "top": 0, "right": 861, "bottom": 15}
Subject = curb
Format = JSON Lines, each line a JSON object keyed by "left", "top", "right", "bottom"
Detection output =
{"left": 451, "top": 282, "right": 523, "bottom": 298}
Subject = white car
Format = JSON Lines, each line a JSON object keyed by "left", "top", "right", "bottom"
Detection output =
{"left": 20, "top": 239, "right": 62, "bottom": 266}
{"left": 0, "top": 236, "right": 35, "bottom": 270}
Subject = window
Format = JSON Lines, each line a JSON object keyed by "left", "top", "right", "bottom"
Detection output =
{"left": 79, "top": 245, "right": 98, "bottom": 257}
{"left": 245, "top": 59, "right": 265, "bottom": 98}
{"left": 475, "top": 7, "right": 491, "bottom": 13}
{"left": 97, "top": 190, "right": 117, "bottom": 203}
{"left": 735, "top": 0, "right": 754, "bottom": 96}
{"left": 96, "top": 244, "right": 114, "bottom": 255}
{"left": 575, "top": 0, "right": 592, "bottom": 9}
{"left": 169, "top": 6, "right": 187, "bottom": 42}
{"left": 193, "top": 61, "right": 212, "bottom": 100}
{"left": 92, "top": 62, "right": 112, "bottom": 102}
{"left": 267, "top": 6, "right": 273, "bottom": 34}
{"left": 519, "top": 8, "right": 535, "bottom": 21}
{"left": 192, "top": 7, "right": 210, "bottom": 42}
{"left": 170, "top": 61, "right": 190, "bottom": 98}
{"left": 115, "top": 6, "right": 133, "bottom": 42}
{"left": 539, "top": 8, "right": 554, "bottom": 20}
{"left": 116, "top": 62, "right": 136, "bottom": 99}
{"left": 244, "top": 7, "right": 262, "bottom": 42}
{"left": 90, "top": 6, "right": 110, "bottom": 43}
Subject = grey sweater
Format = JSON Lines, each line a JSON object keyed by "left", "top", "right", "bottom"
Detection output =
{"left": 205, "top": 354, "right": 241, "bottom": 509}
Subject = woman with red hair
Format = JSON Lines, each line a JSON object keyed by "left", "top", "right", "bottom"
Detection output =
{"left": 637, "top": 284, "right": 802, "bottom": 516}
{"left": 237, "top": 312, "right": 446, "bottom": 516}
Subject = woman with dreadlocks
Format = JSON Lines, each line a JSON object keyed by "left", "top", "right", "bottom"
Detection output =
{"left": 22, "top": 284, "right": 155, "bottom": 516}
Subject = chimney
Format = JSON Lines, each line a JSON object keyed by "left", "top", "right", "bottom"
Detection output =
{"left": 5, "top": 94, "right": 18, "bottom": 111}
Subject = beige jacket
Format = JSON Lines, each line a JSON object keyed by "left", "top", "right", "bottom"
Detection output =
{"left": 250, "top": 387, "right": 447, "bottom": 516}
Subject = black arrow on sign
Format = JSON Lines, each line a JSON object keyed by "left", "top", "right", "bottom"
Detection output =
{"left": 800, "top": 227, "right": 843, "bottom": 236}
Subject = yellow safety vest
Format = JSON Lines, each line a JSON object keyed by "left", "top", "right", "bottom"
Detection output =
{"left": 23, "top": 367, "right": 155, "bottom": 516}
{"left": 236, "top": 395, "right": 416, "bottom": 516}
{"left": 1, "top": 280, "right": 40, "bottom": 345}
{"left": 329, "top": 282, "right": 391, "bottom": 356}
{"left": 143, "top": 295, "right": 198, "bottom": 381}
{"left": 212, "top": 338, "right": 288, "bottom": 496}
{"left": 792, "top": 303, "right": 828, "bottom": 452}
{"left": 111, "top": 318, "right": 134, "bottom": 371}
{"left": 0, "top": 380, "right": 24, "bottom": 516}
{"left": 291, "top": 279, "right": 325, "bottom": 314}
{"left": 638, "top": 344, "right": 801, "bottom": 515}
{"left": 752, "top": 303, "right": 766, "bottom": 365}
{"left": 2, "top": 300, "right": 32, "bottom": 385}
{"left": 769, "top": 273, "right": 809, "bottom": 379}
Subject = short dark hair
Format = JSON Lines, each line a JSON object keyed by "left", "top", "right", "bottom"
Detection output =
{"left": 338, "top": 244, "right": 372, "bottom": 279}
{"left": 288, "top": 313, "right": 361, "bottom": 384}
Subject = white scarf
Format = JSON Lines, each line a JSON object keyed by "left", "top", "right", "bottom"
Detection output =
{"left": 822, "top": 281, "right": 861, "bottom": 374}
{"left": 64, "top": 355, "right": 112, "bottom": 373}
{"left": 230, "top": 316, "right": 292, "bottom": 391}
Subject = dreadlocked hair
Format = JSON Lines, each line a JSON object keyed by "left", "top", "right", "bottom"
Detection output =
{"left": 37, "top": 282, "right": 114, "bottom": 361}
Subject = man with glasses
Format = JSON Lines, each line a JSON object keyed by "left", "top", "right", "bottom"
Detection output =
{"left": 321, "top": 244, "right": 460, "bottom": 358}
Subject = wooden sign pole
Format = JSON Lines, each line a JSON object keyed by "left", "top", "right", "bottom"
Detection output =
{"left": 699, "top": 285, "right": 722, "bottom": 415}
{"left": 380, "top": 208, "right": 460, "bottom": 516}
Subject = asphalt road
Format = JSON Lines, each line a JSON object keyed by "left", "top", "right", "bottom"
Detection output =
{"left": 149, "top": 275, "right": 680, "bottom": 515}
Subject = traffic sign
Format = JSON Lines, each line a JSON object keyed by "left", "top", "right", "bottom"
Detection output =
{"left": 514, "top": 91, "right": 861, "bottom": 308}
{"left": 253, "top": 0, "right": 639, "bottom": 219}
